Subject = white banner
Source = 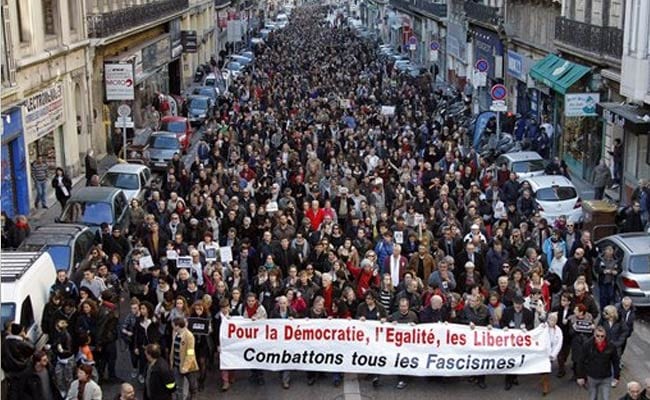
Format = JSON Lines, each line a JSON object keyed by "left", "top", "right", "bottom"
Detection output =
{"left": 220, "top": 318, "right": 551, "bottom": 376}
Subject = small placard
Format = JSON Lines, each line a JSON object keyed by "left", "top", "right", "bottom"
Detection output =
{"left": 205, "top": 246, "right": 218, "bottom": 262}
{"left": 394, "top": 231, "right": 404, "bottom": 244}
{"left": 177, "top": 256, "right": 192, "bottom": 270}
{"left": 166, "top": 250, "right": 178, "bottom": 260}
{"left": 220, "top": 246, "right": 233, "bottom": 264}
{"left": 266, "top": 201, "right": 279, "bottom": 213}
{"left": 413, "top": 213, "right": 424, "bottom": 226}
{"left": 187, "top": 317, "right": 210, "bottom": 336}
{"left": 140, "top": 255, "right": 154, "bottom": 269}
{"left": 381, "top": 106, "right": 395, "bottom": 116}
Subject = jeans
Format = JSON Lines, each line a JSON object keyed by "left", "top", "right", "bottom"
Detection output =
{"left": 587, "top": 376, "right": 611, "bottom": 400}
{"left": 35, "top": 180, "right": 47, "bottom": 207}
{"left": 54, "top": 356, "right": 75, "bottom": 396}
{"left": 173, "top": 369, "right": 198, "bottom": 400}
{"left": 599, "top": 283, "right": 616, "bottom": 310}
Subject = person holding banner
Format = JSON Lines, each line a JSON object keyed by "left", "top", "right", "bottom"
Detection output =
{"left": 501, "top": 295, "right": 535, "bottom": 391}
{"left": 460, "top": 294, "right": 490, "bottom": 389}
{"left": 389, "top": 297, "right": 419, "bottom": 389}
{"left": 244, "top": 292, "right": 267, "bottom": 385}
{"left": 270, "top": 295, "right": 297, "bottom": 389}
{"left": 356, "top": 290, "right": 387, "bottom": 387}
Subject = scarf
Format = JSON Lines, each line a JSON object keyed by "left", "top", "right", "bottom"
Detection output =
{"left": 77, "top": 379, "right": 87, "bottom": 400}
{"left": 245, "top": 301, "right": 259, "bottom": 318}
{"left": 595, "top": 338, "right": 607, "bottom": 353}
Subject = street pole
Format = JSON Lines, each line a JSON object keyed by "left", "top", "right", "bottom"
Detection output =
{"left": 122, "top": 120, "right": 128, "bottom": 161}
{"left": 496, "top": 110, "right": 501, "bottom": 142}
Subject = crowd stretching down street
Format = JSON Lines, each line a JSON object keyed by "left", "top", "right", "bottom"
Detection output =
{"left": 2, "top": 4, "right": 650, "bottom": 400}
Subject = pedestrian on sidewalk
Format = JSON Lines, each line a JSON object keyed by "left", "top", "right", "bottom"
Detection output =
{"left": 31, "top": 155, "right": 49, "bottom": 209}
{"left": 52, "top": 167, "right": 72, "bottom": 210}
{"left": 85, "top": 149, "right": 98, "bottom": 186}
{"left": 591, "top": 160, "right": 612, "bottom": 201}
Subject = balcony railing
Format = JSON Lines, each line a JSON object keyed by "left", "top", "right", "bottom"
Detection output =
{"left": 215, "top": 0, "right": 231, "bottom": 6}
{"left": 464, "top": 1, "right": 500, "bottom": 26}
{"left": 87, "top": 0, "right": 189, "bottom": 38}
{"left": 390, "top": 0, "right": 447, "bottom": 18}
{"left": 555, "top": 16, "right": 623, "bottom": 60}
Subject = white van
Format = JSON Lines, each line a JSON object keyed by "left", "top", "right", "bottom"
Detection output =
{"left": 1, "top": 250, "right": 57, "bottom": 348}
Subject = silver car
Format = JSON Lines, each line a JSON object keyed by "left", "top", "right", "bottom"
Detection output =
{"left": 596, "top": 233, "right": 650, "bottom": 307}
{"left": 99, "top": 163, "right": 152, "bottom": 202}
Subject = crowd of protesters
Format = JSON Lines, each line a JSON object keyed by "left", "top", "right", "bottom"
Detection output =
{"left": 2, "top": 4, "right": 649, "bottom": 400}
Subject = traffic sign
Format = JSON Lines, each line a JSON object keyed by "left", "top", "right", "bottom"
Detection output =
{"left": 408, "top": 36, "right": 417, "bottom": 46}
{"left": 430, "top": 41, "right": 440, "bottom": 51}
{"left": 490, "top": 84, "right": 508, "bottom": 101}
{"left": 117, "top": 104, "right": 131, "bottom": 117}
{"left": 475, "top": 59, "right": 489, "bottom": 73}
{"left": 490, "top": 100, "right": 508, "bottom": 112}
{"left": 115, "top": 116, "right": 134, "bottom": 128}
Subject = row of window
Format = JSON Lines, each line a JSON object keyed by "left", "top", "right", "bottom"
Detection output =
{"left": 14, "top": 0, "right": 80, "bottom": 44}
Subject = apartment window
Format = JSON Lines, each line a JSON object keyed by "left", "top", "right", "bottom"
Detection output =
{"left": 16, "top": 0, "right": 30, "bottom": 43}
{"left": 68, "top": 0, "right": 78, "bottom": 31}
{"left": 42, "top": 0, "right": 57, "bottom": 36}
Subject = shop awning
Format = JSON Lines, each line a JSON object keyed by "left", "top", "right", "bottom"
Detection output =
{"left": 529, "top": 54, "right": 591, "bottom": 94}
{"left": 597, "top": 103, "right": 650, "bottom": 134}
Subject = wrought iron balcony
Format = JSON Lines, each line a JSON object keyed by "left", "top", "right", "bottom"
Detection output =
{"left": 389, "top": 0, "right": 447, "bottom": 18}
{"left": 87, "top": 0, "right": 189, "bottom": 38}
{"left": 555, "top": 16, "right": 623, "bottom": 60}
{"left": 464, "top": 1, "right": 500, "bottom": 26}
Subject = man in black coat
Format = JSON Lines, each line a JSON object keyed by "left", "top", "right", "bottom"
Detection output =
{"left": 576, "top": 326, "right": 621, "bottom": 396}
{"left": 456, "top": 242, "right": 485, "bottom": 278}
{"left": 144, "top": 343, "right": 176, "bottom": 400}
{"left": 501, "top": 295, "right": 535, "bottom": 390}
{"left": 1, "top": 323, "right": 35, "bottom": 400}
{"left": 84, "top": 149, "right": 98, "bottom": 186}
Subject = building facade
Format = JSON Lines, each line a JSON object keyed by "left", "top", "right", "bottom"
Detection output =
{"left": 1, "top": 0, "right": 92, "bottom": 216}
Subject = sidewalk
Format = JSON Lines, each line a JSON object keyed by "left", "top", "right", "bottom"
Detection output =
{"left": 569, "top": 171, "right": 620, "bottom": 203}
{"left": 29, "top": 154, "right": 118, "bottom": 228}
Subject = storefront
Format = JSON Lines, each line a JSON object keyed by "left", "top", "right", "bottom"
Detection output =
{"left": 530, "top": 54, "right": 598, "bottom": 178}
{"left": 1, "top": 108, "right": 29, "bottom": 217}
{"left": 597, "top": 103, "right": 650, "bottom": 203}
{"left": 21, "top": 82, "right": 68, "bottom": 205}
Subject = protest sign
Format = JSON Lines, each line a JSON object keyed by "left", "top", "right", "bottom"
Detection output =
{"left": 139, "top": 255, "right": 154, "bottom": 269}
{"left": 177, "top": 256, "right": 192, "bottom": 270}
{"left": 188, "top": 317, "right": 211, "bottom": 336}
{"left": 220, "top": 246, "right": 233, "bottom": 263}
{"left": 220, "top": 318, "right": 550, "bottom": 377}
{"left": 205, "top": 246, "right": 218, "bottom": 262}
{"left": 381, "top": 106, "right": 395, "bottom": 116}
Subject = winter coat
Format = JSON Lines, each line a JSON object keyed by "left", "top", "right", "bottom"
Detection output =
{"left": 591, "top": 164, "right": 612, "bottom": 188}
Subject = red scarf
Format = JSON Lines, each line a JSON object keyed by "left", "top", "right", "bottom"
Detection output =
{"left": 245, "top": 302, "right": 259, "bottom": 318}
{"left": 595, "top": 338, "right": 607, "bottom": 352}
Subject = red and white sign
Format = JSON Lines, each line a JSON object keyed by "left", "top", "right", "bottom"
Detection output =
{"left": 220, "top": 319, "right": 551, "bottom": 376}
{"left": 105, "top": 63, "right": 135, "bottom": 101}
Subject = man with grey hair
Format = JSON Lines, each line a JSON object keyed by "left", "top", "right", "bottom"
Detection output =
{"left": 419, "top": 294, "right": 450, "bottom": 323}
{"left": 620, "top": 381, "right": 643, "bottom": 400}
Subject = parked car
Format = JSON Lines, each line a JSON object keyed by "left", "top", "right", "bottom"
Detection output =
{"left": 99, "top": 163, "right": 153, "bottom": 202}
{"left": 1, "top": 250, "right": 57, "bottom": 348}
{"left": 125, "top": 128, "right": 153, "bottom": 165}
{"left": 58, "top": 187, "right": 131, "bottom": 234}
{"left": 228, "top": 55, "right": 253, "bottom": 68}
{"left": 523, "top": 175, "right": 583, "bottom": 224}
{"left": 596, "top": 233, "right": 650, "bottom": 307}
{"left": 225, "top": 61, "right": 245, "bottom": 78}
{"left": 495, "top": 151, "right": 546, "bottom": 181}
{"left": 191, "top": 86, "right": 218, "bottom": 107}
{"left": 203, "top": 73, "right": 227, "bottom": 97}
{"left": 186, "top": 95, "right": 212, "bottom": 126}
{"left": 240, "top": 51, "right": 255, "bottom": 62}
{"left": 18, "top": 224, "right": 95, "bottom": 282}
{"left": 143, "top": 131, "right": 182, "bottom": 171}
{"left": 160, "top": 116, "right": 192, "bottom": 152}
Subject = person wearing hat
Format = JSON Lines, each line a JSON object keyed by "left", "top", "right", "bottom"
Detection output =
{"left": 457, "top": 261, "right": 482, "bottom": 295}
{"left": 501, "top": 295, "right": 535, "bottom": 390}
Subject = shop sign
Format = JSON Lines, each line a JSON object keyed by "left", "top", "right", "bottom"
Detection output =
{"left": 23, "top": 82, "right": 65, "bottom": 142}
{"left": 473, "top": 26, "right": 503, "bottom": 80}
{"left": 446, "top": 20, "right": 466, "bottom": 61}
{"left": 507, "top": 50, "right": 524, "bottom": 81}
{"left": 181, "top": 31, "right": 198, "bottom": 53}
{"left": 142, "top": 36, "right": 171, "bottom": 72}
{"left": 565, "top": 93, "right": 600, "bottom": 117}
{"left": 105, "top": 63, "right": 135, "bottom": 101}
